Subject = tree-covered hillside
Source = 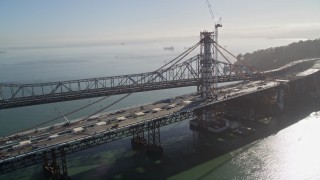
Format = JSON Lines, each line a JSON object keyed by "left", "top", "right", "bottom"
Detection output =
{"left": 238, "top": 38, "right": 320, "bottom": 71}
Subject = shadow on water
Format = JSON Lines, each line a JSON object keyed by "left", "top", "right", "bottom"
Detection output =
{"left": 67, "top": 97, "right": 320, "bottom": 180}
{"left": 2, "top": 97, "right": 319, "bottom": 180}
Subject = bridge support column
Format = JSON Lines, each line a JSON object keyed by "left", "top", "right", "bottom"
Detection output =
{"left": 60, "top": 148, "right": 69, "bottom": 179}
{"left": 316, "top": 73, "right": 320, "bottom": 91}
{"left": 199, "top": 31, "right": 214, "bottom": 100}
{"left": 201, "top": 107, "right": 214, "bottom": 125}
{"left": 50, "top": 149, "right": 60, "bottom": 179}
{"left": 199, "top": 31, "right": 216, "bottom": 125}
{"left": 42, "top": 152, "right": 49, "bottom": 177}
{"left": 146, "top": 120, "right": 163, "bottom": 157}
{"left": 276, "top": 88, "right": 284, "bottom": 111}
{"left": 313, "top": 75, "right": 317, "bottom": 91}
{"left": 42, "top": 148, "right": 70, "bottom": 180}
{"left": 131, "top": 124, "right": 146, "bottom": 150}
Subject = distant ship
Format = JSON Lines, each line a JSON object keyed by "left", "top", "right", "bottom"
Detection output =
{"left": 163, "top": 46, "right": 174, "bottom": 51}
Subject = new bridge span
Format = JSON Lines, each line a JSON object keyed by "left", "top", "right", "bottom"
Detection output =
{"left": 0, "top": 31, "right": 319, "bottom": 178}
{"left": 1, "top": 57, "right": 320, "bottom": 176}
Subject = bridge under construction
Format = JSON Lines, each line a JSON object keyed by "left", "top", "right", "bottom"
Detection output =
{"left": 1, "top": 31, "right": 320, "bottom": 179}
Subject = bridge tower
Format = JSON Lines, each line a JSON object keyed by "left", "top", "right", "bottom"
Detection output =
{"left": 199, "top": 31, "right": 216, "bottom": 124}
{"left": 199, "top": 31, "right": 215, "bottom": 99}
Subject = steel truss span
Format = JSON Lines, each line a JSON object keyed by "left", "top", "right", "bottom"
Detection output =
{"left": 0, "top": 55, "right": 260, "bottom": 109}
{"left": 0, "top": 111, "right": 195, "bottom": 174}
{"left": 0, "top": 58, "right": 318, "bottom": 174}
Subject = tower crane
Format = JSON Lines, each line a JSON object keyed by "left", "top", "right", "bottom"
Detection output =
{"left": 205, "top": 0, "right": 222, "bottom": 88}
{"left": 205, "top": 0, "right": 222, "bottom": 46}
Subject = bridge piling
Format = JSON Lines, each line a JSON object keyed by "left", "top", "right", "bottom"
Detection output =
{"left": 42, "top": 152, "right": 49, "bottom": 177}
{"left": 60, "top": 148, "right": 69, "bottom": 180}
{"left": 276, "top": 88, "right": 284, "bottom": 111}
{"left": 131, "top": 124, "right": 146, "bottom": 150}
{"left": 50, "top": 149, "right": 60, "bottom": 179}
{"left": 42, "top": 148, "right": 70, "bottom": 180}
{"left": 146, "top": 121, "right": 163, "bottom": 157}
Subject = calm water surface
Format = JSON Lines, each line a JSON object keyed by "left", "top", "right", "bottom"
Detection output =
{"left": 1, "top": 38, "right": 319, "bottom": 179}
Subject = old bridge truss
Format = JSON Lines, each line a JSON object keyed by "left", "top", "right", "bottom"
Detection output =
{"left": 1, "top": 31, "right": 317, "bottom": 176}
{"left": 0, "top": 43, "right": 260, "bottom": 109}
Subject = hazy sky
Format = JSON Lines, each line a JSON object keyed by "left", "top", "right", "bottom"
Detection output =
{"left": 1, "top": 0, "right": 320, "bottom": 46}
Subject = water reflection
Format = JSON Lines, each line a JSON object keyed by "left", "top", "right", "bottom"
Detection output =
{"left": 2, "top": 104, "right": 320, "bottom": 179}
{"left": 181, "top": 111, "right": 320, "bottom": 180}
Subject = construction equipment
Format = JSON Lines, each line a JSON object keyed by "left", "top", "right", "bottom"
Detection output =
{"left": 55, "top": 108, "right": 70, "bottom": 126}
{"left": 205, "top": 0, "right": 222, "bottom": 87}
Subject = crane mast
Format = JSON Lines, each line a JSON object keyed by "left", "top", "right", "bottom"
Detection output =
{"left": 205, "top": 0, "right": 222, "bottom": 89}
{"left": 214, "top": 18, "right": 222, "bottom": 87}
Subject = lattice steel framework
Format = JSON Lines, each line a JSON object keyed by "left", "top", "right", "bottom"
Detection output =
{"left": 0, "top": 56, "right": 200, "bottom": 109}
{"left": 0, "top": 110, "right": 195, "bottom": 174}
{"left": 199, "top": 31, "right": 215, "bottom": 99}
{"left": 0, "top": 54, "right": 263, "bottom": 109}
{"left": 147, "top": 120, "right": 161, "bottom": 147}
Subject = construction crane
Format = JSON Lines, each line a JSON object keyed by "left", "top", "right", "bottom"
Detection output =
{"left": 55, "top": 108, "right": 70, "bottom": 126}
{"left": 205, "top": 0, "right": 222, "bottom": 88}
{"left": 205, "top": 0, "right": 222, "bottom": 41}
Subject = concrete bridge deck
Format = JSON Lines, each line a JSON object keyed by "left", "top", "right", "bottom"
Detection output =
{"left": 1, "top": 58, "right": 320, "bottom": 175}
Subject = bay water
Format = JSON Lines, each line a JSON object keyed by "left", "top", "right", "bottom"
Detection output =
{"left": 1, "top": 37, "right": 319, "bottom": 179}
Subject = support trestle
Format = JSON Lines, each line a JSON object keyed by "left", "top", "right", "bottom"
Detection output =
{"left": 131, "top": 121, "right": 163, "bottom": 157}
{"left": 42, "top": 148, "right": 70, "bottom": 180}
{"left": 131, "top": 124, "right": 146, "bottom": 149}
{"left": 146, "top": 120, "right": 163, "bottom": 157}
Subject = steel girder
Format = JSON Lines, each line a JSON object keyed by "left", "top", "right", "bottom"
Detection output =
{"left": 147, "top": 120, "right": 161, "bottom": 147}
{"left": 0, "top": 111, "right": 195, "bottom": 175}
{"left": 0, "top": 56, "right": 199, "bottom": 109}
{"left": 0, "top": 55, "right": 264, "bottom": 109}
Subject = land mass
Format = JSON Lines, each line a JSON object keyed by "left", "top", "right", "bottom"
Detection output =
{"left": 239, "top": 38, "right": 320, "bottom": 71}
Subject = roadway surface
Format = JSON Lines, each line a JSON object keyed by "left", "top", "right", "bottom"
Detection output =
{"left": 1, "top": 58, "right": 319, "bottom": 174}
{"left": 0, "top": 80, "right": 279, "bottom": 159}
{"left": 0, "top": 92, "right": 200, "bottom": 159}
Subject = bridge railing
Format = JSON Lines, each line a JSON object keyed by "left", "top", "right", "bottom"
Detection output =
{"left": 0, "top": 53, "right": 267, "bottom": 109}
{"left": 0, "top": 110, "right": 195, "bottom": 174}
{"left": 0, "top": 56, "right": 200, "bottom": 107}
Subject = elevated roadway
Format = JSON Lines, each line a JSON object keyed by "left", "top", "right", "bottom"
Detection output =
{"left": 0, "top": 53, "right": 265, "bottom": 109}
{"left": 1, "top": 57, "right": 320, "bottom": 174}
